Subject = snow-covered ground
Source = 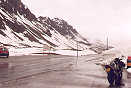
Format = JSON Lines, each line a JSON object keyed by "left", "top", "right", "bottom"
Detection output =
{"left": 8, "top": 47, "right": 96, "bottom": 56}
{"left": 8, "top": 47, "right": 43, "bottom": 56}
{"left": 127, "top": 68, "right": 131, "bottom": 73}
{"left": 53, "top": 49, "right": 96, "bottom": 56}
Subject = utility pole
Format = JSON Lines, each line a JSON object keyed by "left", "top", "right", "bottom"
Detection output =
{"left": 106, "top": 37, "right": 109, "bottom": 50}
{"left": 76, "top": 40, "right": 79, "bottom": 66}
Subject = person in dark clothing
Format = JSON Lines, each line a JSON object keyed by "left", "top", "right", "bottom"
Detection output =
{"left": 119, "top": 60, "right": 125, "bottom": 80}
{"left": 113, "top": 58, "right": 121, "bottom": 86}
{"left": 113, "top": 58, "right": 125, "bottom": 87}
{"left": 105, "top": 65, "right": 116, "bottom": 87}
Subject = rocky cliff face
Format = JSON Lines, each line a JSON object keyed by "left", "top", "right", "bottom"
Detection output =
{"left": 0, "top": 0, "right": 112, "bottom": 53}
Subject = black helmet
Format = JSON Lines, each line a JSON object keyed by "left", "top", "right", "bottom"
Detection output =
{"left": 105, "top": 65, "right": 110, "bottom": 68}
{"left": 114, "top": 58, "right": 120, "bottom": 63}
{"left": 115, "top": 58, "right": 119, "bottom": 61}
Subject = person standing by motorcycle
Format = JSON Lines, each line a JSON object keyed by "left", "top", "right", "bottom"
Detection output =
{"left": 112, "top": 58, "right": 125, "bottom": 87}
{"left": 104, "top": 65, "right": 116, "bottom": 87}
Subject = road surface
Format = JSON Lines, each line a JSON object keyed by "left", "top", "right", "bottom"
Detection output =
{"left": 0, "top": 54, "right": 130, "bottom": 88}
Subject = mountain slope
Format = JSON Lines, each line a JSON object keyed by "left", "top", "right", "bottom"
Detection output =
{"left": 0, "top": 0, "right": 112, "bottom": 54}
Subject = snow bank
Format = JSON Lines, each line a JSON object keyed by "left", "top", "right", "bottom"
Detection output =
{"left": 9, "top": 47, "right": 43, "bottom": 56}
{"left": 95, "top": 47, "right": 128, "bottom": 66}
{"left": 127, "top": 68, "right": 131, "bottom": 73}
{"left": 53, "top": 49, "right": 96, "bottom": 56}
{"left": 102, "top": 48, "right": 122, "bottom": 57}
{"left": 8, "top": 47, "right": 96, "bottom": 56}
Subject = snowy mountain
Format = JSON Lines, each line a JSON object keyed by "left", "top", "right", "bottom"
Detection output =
{"left": 0, "top": 0, "right": 112, "bottom": 54}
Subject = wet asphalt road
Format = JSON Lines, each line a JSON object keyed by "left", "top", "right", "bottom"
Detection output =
{"left": 127, "top": 73, "right": 131, "bottom": 88}
{"left": 0, "top": 54, "right": 130, "bottom": 88}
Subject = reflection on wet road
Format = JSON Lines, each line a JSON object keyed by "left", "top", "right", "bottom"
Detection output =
{"left": 0, "top": 58, "right": 8, "bottom": 82}
{"left": 0, "top": 54, "right": 130, "bottom": 88}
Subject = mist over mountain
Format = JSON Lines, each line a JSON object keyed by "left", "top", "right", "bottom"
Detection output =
{"left": 0, "top": 0, "right": 112, "bottom": 54}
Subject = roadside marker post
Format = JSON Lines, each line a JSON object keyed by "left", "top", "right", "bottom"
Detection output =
{"left": 76, "top": 41, "right": 79, "bottom": 66}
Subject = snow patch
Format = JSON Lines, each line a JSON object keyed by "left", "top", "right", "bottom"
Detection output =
{"left": 8, "top": 47, "right": 96, "bottom": 56}
{"left": 127, "top": 68, "right": 131, "bottom": 73}
{"left": 9, "top": 47, "right": 43, "bottom": 56}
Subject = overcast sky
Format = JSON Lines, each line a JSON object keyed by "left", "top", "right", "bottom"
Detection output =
{"left": 21, "top": 0, "right": 131, "bottom": 45}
